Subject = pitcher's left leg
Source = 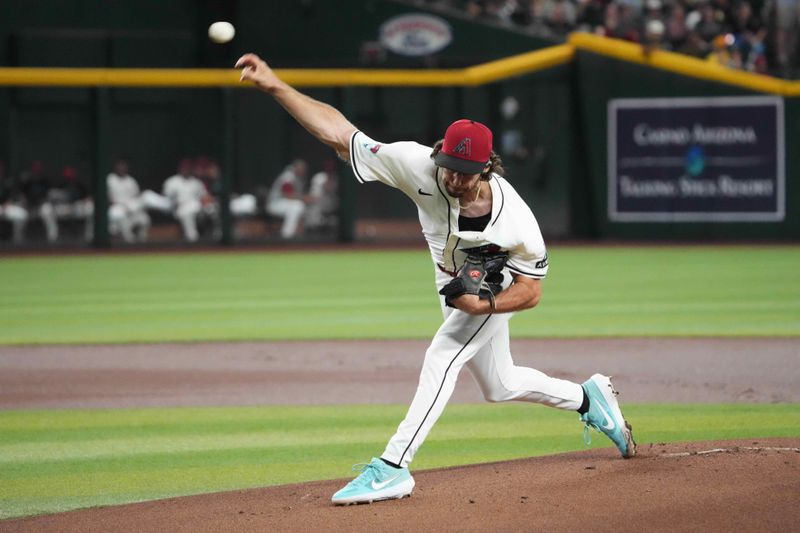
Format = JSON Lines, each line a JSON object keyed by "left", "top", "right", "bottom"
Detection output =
{"left": 466, "top": 325, "right": 636, "bottom": 457}
{"left": 465, "top": 320, "right": 583, "bottom": 409}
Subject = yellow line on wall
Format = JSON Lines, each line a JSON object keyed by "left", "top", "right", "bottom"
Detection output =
{"left": 0, "top": 68, "right": 244, "bottom": 87}
{"left": 568, "top": 32, "right": 800, "bottom": 96}
{"left": 0, "top": 45, "right": 573, "bottom": 88}
{"left": 275, "top": 68, "right": 464, "bottom": 87}
{"left": 0, "top": 37, "right": 795, "bottom": 95}
{"left": 463, "top": 44, "right": 574, "bottom": 85}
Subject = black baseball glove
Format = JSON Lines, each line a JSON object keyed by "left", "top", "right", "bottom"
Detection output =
{"left": 439, "top": 250, "right": 509, "bottom": 310}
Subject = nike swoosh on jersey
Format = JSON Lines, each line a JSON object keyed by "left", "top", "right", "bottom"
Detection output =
{"left": 417, "top": 188, "right": 433, "bottom": 196}
{"left": 371, "top": 475, "right": 401, "bottom": 490}
{"left": 597, "top": 403, "right": 616, "bottom": 431}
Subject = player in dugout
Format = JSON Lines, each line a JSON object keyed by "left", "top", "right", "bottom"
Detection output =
{"left": 236, "top": 53, "right": 636, "bottom": 506}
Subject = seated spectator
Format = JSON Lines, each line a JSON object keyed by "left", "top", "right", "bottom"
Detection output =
{"left": 707, "top": 33, "right": 742, "bottom": 68}
{"left": 544, "top": 0, "right": 577, "bottom": 36}
{"left": 711, "top": 0, "right": 734, "bottom": 29}
{"left": 267, "top": 159, "right": 309, "bottom": 239}
{"left": 677, "top": 30, "right": 709, "bottom": 58}
{"left": 193, "top": 157, "right": 223, "bottom": 238}
{"left": 730, "top": 1, "right": 767, "bottom": 73}
{"left": 731, "top": 1, "right": 762, "bottom": 39}
{"left": 642, "top": 0, "right": 666, "bottom": 35}
{"left": 20, "top": 161, "right": 58, "bottom": 243}
{"left": 693, "top": 2, "right": 725, "bottom": 43}
{"left": 107, "top": 159, "right": 150, "bottom": 243}
{"left": 438, "top": 0, "right": 791, "bottom": 76}
{"left": 642, "top": 18, "right": 666, "bottom": 55}
{"left": 0, "top": 160, "right": 28, "bottom": 244}
{"left": 194, "top": 157, "right": 258, "bottom": 239}
{"left": 509, "top": 0, "right": 535, "bottom": 26}
{"left": 665, "top": 3, "right": 689, "bottom": 49}
{"left": 161, "top": 158, "right": 211, "bottom": 242}
{"left": 305, "top": 160, "right": 339, "bottom": 232}
{"left": 598, "top": 2, "right": 640, "bottom": 41}
{"left": 576, "top": 0, "right": 607, "bottom": 33}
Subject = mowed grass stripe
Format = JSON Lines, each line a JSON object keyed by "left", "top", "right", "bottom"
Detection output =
{"left": 0, "top": 246, "right": 798, "bottom": 344}
{"left": 3, "top": 295, "right": 798, "bottom": 318}
{"left": 0, "top": 403, "right": 798, "bottom": 519}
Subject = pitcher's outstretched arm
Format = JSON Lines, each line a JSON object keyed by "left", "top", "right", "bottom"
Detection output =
{"left": 236, "top": 53, "right": 357, "bottom": 160}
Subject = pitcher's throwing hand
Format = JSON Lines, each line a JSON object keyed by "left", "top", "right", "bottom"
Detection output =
{"left": 235, "top": 54, "right": 283, "bottom": 93}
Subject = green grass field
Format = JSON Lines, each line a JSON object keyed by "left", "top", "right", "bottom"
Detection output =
{"left": 1, "top": 246, "right": 798, "bottom": 520}
{"left": 2, "top": 403, "right": 799, "bottom": 520}
{"left": 0, "top": 245, "right": 798, "bottom": 344}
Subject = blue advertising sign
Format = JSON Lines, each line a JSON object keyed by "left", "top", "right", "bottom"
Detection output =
{"left": 608, "top": 96, "right": 785, "bottom": 222}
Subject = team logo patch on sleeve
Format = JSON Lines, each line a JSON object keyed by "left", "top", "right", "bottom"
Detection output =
{"left": 363, "top": 143, "right": 382, "bottom": 154}
{"left": 535, "top": 253, "right": 548, "bottom": 269}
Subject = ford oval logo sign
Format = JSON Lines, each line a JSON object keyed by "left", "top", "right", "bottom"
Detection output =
{"left": 379, "top": 14, "right": 453, "bottom": 57}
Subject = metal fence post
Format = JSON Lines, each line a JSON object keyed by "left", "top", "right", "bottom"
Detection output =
{"left": 92, "top": 86, "right": 110, "bottom": 248}
{"left": 220, "top": 87, "right": 234, "bottom": 245}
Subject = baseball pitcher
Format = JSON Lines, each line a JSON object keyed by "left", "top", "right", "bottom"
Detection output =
{"left": 236, "top": 53, "right": 636, "bottom": 506}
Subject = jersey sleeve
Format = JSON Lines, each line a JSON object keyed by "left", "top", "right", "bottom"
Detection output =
{"left": 505, "top": 191, "right": 549, "bottom": 279}
{"left": 349, "top": 130, "right": 429, "bottom": 191}
{"left": 506, "top": 248, "right": 549, "bottom": 280}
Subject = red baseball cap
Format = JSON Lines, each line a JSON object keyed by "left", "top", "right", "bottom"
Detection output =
{"left": 434, "top": 119, "right": 493, "bottom": 174}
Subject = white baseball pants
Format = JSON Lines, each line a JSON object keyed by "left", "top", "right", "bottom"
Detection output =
{"left": 38, "top": 202, "right": 59, "bottom": 242}
{"left": 267, "top": 198, "right": 305, "bottom": 239}
{"left": 175, "top": 199, "right": 202, "bottom": 242}
{"left": 381, "top": 269, "right": 584, "bottom": 468}
{"left": 0, "top": 204, "right": 28, "bottom": 243}
{"left": 109, "top": 204, "right": 150, "bottom": 243}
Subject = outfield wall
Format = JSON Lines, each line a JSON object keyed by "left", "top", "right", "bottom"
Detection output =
{"left": 0, "top": 1, "right": 797, "bottom": 242}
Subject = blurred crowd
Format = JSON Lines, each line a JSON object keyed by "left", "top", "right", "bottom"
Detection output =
{"left": 0, "top": 157, "right": 338, "bottom": 245}
{"left": 421, "top": 0, "right": 800, "bottom": 75}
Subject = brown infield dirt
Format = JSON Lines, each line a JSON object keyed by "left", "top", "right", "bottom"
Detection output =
{"left": 1, "top": 337, "right": 799, "bottom": 532}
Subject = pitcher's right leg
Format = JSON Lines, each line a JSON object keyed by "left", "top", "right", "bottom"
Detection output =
{"left": 381, "top": 309, "right": 507, "bottom": 468}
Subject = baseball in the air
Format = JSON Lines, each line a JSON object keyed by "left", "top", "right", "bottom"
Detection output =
{"left": 208, "top": 21, "right": 235, "bottom": 44}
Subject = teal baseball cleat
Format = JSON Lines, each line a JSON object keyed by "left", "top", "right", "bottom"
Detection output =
{"left": 580, "top": 374, "right": 636, "bottom": 458}
{"left": 331, "top": 458, "right": 415, "bottom": 505}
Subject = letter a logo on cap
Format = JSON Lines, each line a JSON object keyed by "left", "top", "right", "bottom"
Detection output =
{"left": 454, "top": 138, "right": 471, "bottom": 156}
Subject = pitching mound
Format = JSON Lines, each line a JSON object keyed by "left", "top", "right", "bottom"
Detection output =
{"left": 4, "top": 438, "right": 798, "bottom": 532}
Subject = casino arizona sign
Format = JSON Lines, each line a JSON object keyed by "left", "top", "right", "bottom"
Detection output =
{"left": 632, "top": 124, "right": 758, "bottom": 146}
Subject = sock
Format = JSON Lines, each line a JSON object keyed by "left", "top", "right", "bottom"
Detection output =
{"left": 380, "top": 457, "right": 402, "bottom": 469}
{"left": 577, "top": 386, "right": 590, "bottom": 415}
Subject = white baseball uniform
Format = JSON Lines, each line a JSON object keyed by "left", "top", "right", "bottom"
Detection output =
{"left": 349, "top": 131, "right": 584, "bottom": 467}
{"left": 305, "top": 170, "right": 337, "bottom": 229}
{"left": 267, "top": 166, "right": 306, "bottom": 238}
{"left": 163, "top": 174, "right": 207, "bottom": 242}
{"left": 107, "top": 172, "right": 150, "bottom": 242}
{"left": 0, "top": 203, "right": 28, "bottom": 244}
